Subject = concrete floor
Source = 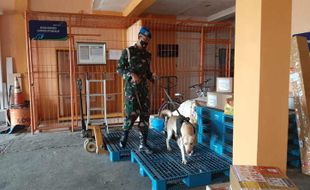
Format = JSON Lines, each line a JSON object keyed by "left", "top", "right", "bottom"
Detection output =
{"left": 0, "top": 131, "right": 309, "bottom": 190}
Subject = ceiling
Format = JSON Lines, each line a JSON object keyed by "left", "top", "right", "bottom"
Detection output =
{"left": 0, "top": 0, "right": 235, "bottom": 18}
{"left": 0, "top": 0, "right": 16, "bottom": 11}
{"left": 145, "top": 0, "right": 235, "bottom": 17}
{"left": 92, "top": 0, "right": 131, "bottom": 11}
{"left": 92, "top": 0, "right": 235, "bottom": 18}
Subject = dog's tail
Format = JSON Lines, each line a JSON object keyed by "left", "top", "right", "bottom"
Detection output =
{"left": 159, "top": 109, "right": 172, "bottom": 118}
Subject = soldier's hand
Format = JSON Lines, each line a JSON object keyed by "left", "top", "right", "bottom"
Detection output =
{"left": 131, "top": 73, "right": 141, "bottom": 84}
{"left": 151, "top": 73, "right": 158, "bottom": 83}
{"left": 152, "top": 73, "right": 158, "bottom": 81}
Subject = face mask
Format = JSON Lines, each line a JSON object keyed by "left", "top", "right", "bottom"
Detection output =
{"left": 140, "top": 40, "right": 148, "bottom": 49}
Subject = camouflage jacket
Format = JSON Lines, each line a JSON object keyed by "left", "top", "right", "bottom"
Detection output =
{"left": 117, "top": 44, "right": 154, "bottom": 86}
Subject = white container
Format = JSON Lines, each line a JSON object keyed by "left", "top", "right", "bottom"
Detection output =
{"left": 289, "top": 97, "right": 295, "bottom": 110}
{"left": 207, "top": 92, "right": 233, "bottom": 110}
{"left": 216, "top": 77, "right": 233, "bottom": 93}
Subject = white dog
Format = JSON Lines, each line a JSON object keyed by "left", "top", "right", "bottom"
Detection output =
{"left": 172, "top": 100, "right": 198, "bottom": 125}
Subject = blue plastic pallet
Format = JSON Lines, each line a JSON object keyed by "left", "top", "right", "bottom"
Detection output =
{"left": 287, "top": 154, "right": 299, "bottom": 161}
{"left": 288, "top": 138, "right": 299, "bottom": 146}
{"left": 223, "top": 153, "right": 232, "bottom": 163}
{"left": 197, "top": 124, "right": 210, "bottom": 135}
{"left": 224, "top": 133, "right": 233, "bottom": 142}
{"left": 195, "top": 106, "right": 210, "bottom": 116}
{"left": 289, "top": 121, "right": 296, "bottom": 128}
{"left": 288, "top": 149, "right": 300, "bottom": 157}
{"left": 287, "top": 153, "right": 301, "bottom": 168}
{"left": 210, "top": 141, "right": 224, "bottom": 155}
{"left": 197, "top": 117, "right": 211, "bottom": 128}
{"left": 288, "top": 143, "right": 299, "bottom": 150}
{"left": 224, "top": 144, "right": 232, "bottom": 154}
{"left": 288, "top": 159, "right": 301, "bottom": 168}
{"left": 197, "top": 133, "right": 209, "bottom": 144}
{"left": 224, "top": 114, "right": 233, "bottom": 120}
{"left": 223, "top": 122, "right": 233, "bottom": 129}
{"left": 131, "top": 143, "right": 230, "bottom": 190}
{"left": 103, "top": 128, "right": 167, "bottom": 162}
{"left": 289, "top": 111, "right": 296, "bottom": 121}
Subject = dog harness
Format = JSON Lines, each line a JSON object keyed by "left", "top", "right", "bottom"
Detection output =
{"left": 176, "top": 116, "right": 190, "bottom": 137}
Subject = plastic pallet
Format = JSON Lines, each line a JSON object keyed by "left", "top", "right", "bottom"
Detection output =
{"left": 288, "top": 149, "right": 300, "bottom": 157}
{"left": 288, "top": 132, "right": 298, "bottom": 140}
{"left": 288, "top": 143, "right": 299, "bottom": 150}
{"left": 224, "top": 122, "right": 233, "bottom": 130}
{"left": 195, "top": 106, "right": 210, "bottom": 116}
{"left": 197, "top": 133, "right": 209, "bottom": 144}
{"left": 287, "top": 159, "right": 301, "bottom": 168}
{"left": 224, "top": 133, "right": 233, "bottom": 142}
{"left": 210, "top": 138, "right": 224, "bottom": 155}
{"left": 288, "top": 138, "right": 299, "bottom": 146}
{"left": 131, "top": 144, "right": 230, "bottom": 190}
{"left": 223, "top": 144, "right": 232, "bottom": 154}
{"left": 289, "top": 111, "right": 296, "bottom": 121}
{"left": 222, "top": 153, "right": 232, "bottom": 163}
{"left": 103, "top": 128, "right": 167, "bottom": 162}
{"left": 197, "top": 124, "right": 211, "bottom": 135}
{"left": 197, "top": 118, "right": 211, "bottom": 128}
{"left": 287, "top": 154, "right": 299, "bottom": 162}
{"left": 223, "top": 115, "right": 233, "bottom": 123}
{"left": 287, "top": 154, "right": 301, "bottom": 168}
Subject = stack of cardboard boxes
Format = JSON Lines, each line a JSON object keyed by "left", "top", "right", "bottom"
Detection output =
{"left": 207, "top": 77, "right": 233, "bottom": 110}
{"left": 230, "top": 165, "right": 298, "bottom": 190}
{"left": 290, "top": 36, "right": 310, "bottom": 175}
{"left": 206, "top": 165, "right": 298, "bottom": 189}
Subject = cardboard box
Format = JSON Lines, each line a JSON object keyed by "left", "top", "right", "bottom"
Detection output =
{"left": 206, "top": 182, "right": 230, "bottom": 190}
{"left": 207, "top": 92, "right": 233, "bottom": 110}
{"left": 216, "top": 77, "right": 233, "bottom": 93}
{"left": 230, "top": 165, "right": 298, "bottom": 190}
{"left": 290, "top": 36, "right": 310, "bottom": 174}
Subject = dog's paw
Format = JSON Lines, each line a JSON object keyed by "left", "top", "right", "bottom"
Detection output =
{"left": 167, "top": 147, "right": 172, "bottom": 151}
{"left": 182, "top": 160, "right": 187, "bottom": 165}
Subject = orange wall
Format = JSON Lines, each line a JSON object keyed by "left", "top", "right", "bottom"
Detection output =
{"left": 0, "top": 0, "right": 94, "bottom": 102}
{"left": 31, "top": 27, "right": 126, "bottom": 121}
{"left": 0, "top": 12, "right": 29, "bottom": 98}
{"left": 234, "top": 0, "right": 291, "bottom": 172}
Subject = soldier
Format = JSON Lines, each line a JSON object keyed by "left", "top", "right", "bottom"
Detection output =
{"left": 117, "top": 27, "right": 155, "bottom": 154}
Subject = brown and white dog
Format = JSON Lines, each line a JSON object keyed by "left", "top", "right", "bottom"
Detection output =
{"left": 160, "top": 109, "right": 196, "bottom": 164}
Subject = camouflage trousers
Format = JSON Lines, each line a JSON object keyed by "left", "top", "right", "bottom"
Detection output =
{"left": 123, "top": 82, "right": 150, "bottom": 131}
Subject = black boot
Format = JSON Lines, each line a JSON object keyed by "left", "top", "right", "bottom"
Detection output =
{"left": 138, "top": 131, "right": 153, "bottom": 154}
{"left": 119, "top": 130, "right": 129, "bottom": 148}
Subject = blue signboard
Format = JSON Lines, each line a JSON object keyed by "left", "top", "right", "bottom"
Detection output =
{"left": 293, "top": 32, "right": 310, "bottom": 50}
{"left": 29, "top": 20, "right": 68, "bottom": 40}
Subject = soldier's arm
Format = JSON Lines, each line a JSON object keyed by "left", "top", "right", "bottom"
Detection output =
{"left": 145, "top": 53, "right": 155, "bottom": 83}
{"left": 117, "top": 49, "right": 131, "bottom": 79}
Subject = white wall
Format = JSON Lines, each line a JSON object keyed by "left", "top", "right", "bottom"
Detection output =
{"left": 292, "top": 0, "right": 310, "bottom": 34}
{"left": 176, "top": 30, "right": 231, "bottom": 99}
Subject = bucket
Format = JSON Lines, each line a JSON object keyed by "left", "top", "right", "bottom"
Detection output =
{"left": 10, "top": 102, "right": 30, "bottom": 127}
{"left": 151, "top": 117, "right": 165, "bottom": 132}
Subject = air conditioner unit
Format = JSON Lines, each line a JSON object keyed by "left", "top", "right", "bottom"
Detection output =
{"left": 77, "top": 42, "right": 106, "bottom": 65}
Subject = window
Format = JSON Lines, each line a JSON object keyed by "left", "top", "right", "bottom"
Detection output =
{"left": 77, "top": 42, "right": 106, "bottom": 65}
{"left": 157, "top": 44, "right": 179, "bottom": 57}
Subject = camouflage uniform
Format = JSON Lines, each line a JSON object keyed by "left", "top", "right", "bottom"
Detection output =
{"left": 117, "top": 44, "right": 154, "bottom": 153}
